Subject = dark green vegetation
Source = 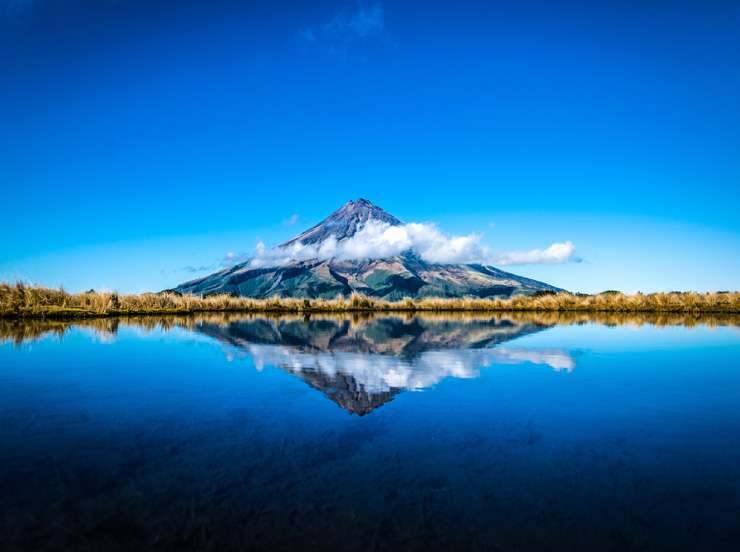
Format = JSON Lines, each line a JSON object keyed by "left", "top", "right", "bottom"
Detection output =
{"left": 174, "top": 255, "right": 562, "bottom": 300}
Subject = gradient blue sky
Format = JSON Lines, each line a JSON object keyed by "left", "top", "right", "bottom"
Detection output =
{"left": 2, "top": 0, "right": 739, "bottom": 293}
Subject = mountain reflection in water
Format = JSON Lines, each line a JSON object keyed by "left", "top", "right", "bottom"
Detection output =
{"left": 197, "top": 315, "right": 571, "bottom": 414}
{"left": 0, "top": 313, "right": 582, "bottom": 415}
{"left": 2, "top": 312, "right": 738, "bottom": 416}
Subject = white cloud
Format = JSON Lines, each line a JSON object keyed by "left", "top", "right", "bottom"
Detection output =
{"left": 181, "top": 249, "right": 252, "bottom": 274}
{"left": 299, "top": 1, "right": 385, "bottom": 59}
{"left": 493, "top": 241, "right": 578, "bottom": 266}
{"left": 248, "top": 220, "right": 577, "bottom": 268}
{"left": 324, "top": 1, "right": 383, "bottom": 39}
{"left": 283, "top": 213, "right": 300, "bottom": 227}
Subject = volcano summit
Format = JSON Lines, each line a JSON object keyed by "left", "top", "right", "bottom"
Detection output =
{"left": 174, "top": 199, "right": 563, "bottom": 299}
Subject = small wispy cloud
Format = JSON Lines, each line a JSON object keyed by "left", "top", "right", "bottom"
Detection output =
{"left": 324, "top": 1, "right": 384, "bottom": 39}
{"left": 494, "top": 241, "right": 580, "bottom": 266}
{"left": 300, "top": 1, "right": 385, "bottom": 56}
{"left": 181, "top": 251, "right": 249, "bottom": 274}
{"left": 283, "top": 213, "right": 300, "bottom": 227}
{"left": 182, "top": 264, "right": 214, "bottom": 274}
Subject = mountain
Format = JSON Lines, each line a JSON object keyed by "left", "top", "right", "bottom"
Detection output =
{"left": 173, "top": 198, "right": 563, "bottom": 299}
{"left": 282, "top": 197, "right": 402, "bottom": 246}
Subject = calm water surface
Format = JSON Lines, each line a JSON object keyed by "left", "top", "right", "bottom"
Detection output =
{"left": 1, "top": 313, "right": 739, "bottom": 551}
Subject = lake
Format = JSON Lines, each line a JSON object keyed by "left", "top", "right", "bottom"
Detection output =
{"left": 1, "top": 313, "right": 739, "bottom": 550}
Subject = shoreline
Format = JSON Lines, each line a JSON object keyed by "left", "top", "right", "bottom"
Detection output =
{"left": 3, "top": 304, "right": 740, "bottom": 320}
{"left": 1, "top": 284, "right": 738, "bottom": 320}
{"left": 3, "top": 310, "right": 740, "bottom": 346}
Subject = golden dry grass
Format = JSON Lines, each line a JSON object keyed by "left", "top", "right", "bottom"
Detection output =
{"left": 1, "top": 282, "right": 738, "bottom": 319}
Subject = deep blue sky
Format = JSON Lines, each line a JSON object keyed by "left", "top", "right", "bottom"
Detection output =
{"left": 2, "top": 0, "right": 739, "bottom": 293}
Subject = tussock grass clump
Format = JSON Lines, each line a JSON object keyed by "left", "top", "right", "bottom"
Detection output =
{"left": 0, "top": 282, "right": 738, "bottom": 319}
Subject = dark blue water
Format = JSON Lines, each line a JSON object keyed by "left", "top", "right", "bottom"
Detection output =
{"left": 1, "top": 314, "right": 739, "bottom": 551}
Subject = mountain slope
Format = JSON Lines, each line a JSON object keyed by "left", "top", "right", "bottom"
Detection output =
{"left": 174, "top": 199, "right": 563, "bottom": 299}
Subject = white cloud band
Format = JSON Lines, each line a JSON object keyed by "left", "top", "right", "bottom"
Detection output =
{"left": 248, "top": 220, "right": 577, "bottom": 268}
